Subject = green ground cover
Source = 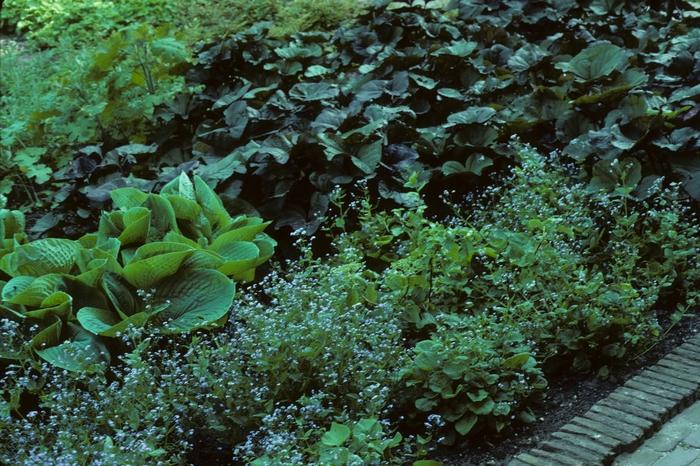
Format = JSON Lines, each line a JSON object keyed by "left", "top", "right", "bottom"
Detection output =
{"left": 0, "top": 0, "right": 366, "bottom": 209}
{"left": 1, "top": 0, "right": 699, "bottom": 465}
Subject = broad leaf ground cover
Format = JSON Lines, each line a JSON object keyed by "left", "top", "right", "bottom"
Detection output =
{"left": 1, "top": 1, "right": 700, "bottom": 465}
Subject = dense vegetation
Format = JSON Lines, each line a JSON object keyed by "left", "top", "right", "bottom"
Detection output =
{"left": 1, "top": 0, "right": 699, "bottom": 465}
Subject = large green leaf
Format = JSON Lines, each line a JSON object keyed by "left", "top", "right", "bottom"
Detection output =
{"left": 24, "top": 291, "right": 73, "bottom": 320}
{"left": 29, "top": 315, "right": 62, "bottom": 351}
{"left": 321, "top": 422, "right": 351, "bottom": 447}
{"left": 2, "top": 274, "right": 64, "bottom": 306}
{"left": 111, "top": 188, "right": 148, "bottom": 210}
{"left": 507, "top": 43, "right": 550, "bottom": 72}
{"left": 223, "top": 101, "right": 249, "bottom": 139}
{"left": 77, "top": 307, "right": 150, "bottom": 337}
{"left": 442, "top": 154, "right": 493, "bottom": 176}
{"left": 152, "top": 268, "right": 235, "bottom": 332}
{"left": 165, "top": 195, "right": 202, "bottom": 221}
{"left": 194, "top": 176, "right": 232, "bottom": 229}
{"left": 160, "top": 172, "right": 196, "bottom": 200}
{"left": 0, "top": 239, "right": 79, "bottom": 276}
{"left": 117, "top": 207, "right": 151, "bottom": 246}
{"left": 210, "top": 221, "right": 271, "bottom": 247}
{"left": 122, "top": 242, "right": 194, "bottom": 289}
{"left": 433, "top": 40, "right": 478, "bottom": 58}
{"left": 556, "top": 44, "right": 628, "bottom": 81}
{"left": 289, "top": 82, "right": 339, "bottom": 101}
{"left": 446, "top": 107, "right": 497, "bottom": 126}
{"left": 144, "top": 194, "right": 179, "bottom": 239}
{"left": 351, "top": 140, "right": 383, "bottom": 174}
{"left": 36, "top": 323, "right": 110, "bottom": 372}
{"left": 102, "top": 272, "right": 137, "bottom": 317}
{"left": 214, "top": 241, "right": 260, "bottom": 277}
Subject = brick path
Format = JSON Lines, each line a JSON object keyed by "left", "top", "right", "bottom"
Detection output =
{"left": 509, "top": 333, "right": 700, "bottom": 466}
{"left": 614, "top": 401, "right": 700, "bottom": 466}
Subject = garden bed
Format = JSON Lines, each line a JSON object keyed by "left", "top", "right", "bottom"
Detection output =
{"left": 442, "top": 312, "right": 700, "bottom": 465}
{"left": 2, "top": 1, "right": 700, "bottom": 465}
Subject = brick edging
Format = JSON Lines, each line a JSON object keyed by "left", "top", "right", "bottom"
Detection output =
{"left": 508, "top": 333, "right": 700, "bottom": 466}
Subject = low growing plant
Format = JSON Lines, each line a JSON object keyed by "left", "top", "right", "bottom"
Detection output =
{"left": 336, "top": 144, "right": 700, "bottom": 439}
{"left": 1, "top": 245, "right": 413, "bottom": 465}
{"left": 0, "top": 173, "right": 274, "bottom": 371}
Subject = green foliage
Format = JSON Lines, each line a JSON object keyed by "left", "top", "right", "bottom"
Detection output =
{"left": 0, "top": 210, "right": 26, "bottom": 260}
{"left": 179, "top": 0, "right": 367, "bottom": 42}
{"left": 2, "top": 1, "right": 700, "bottom": 464}
{"left": 1, "top": 147, "right": 698, "bottom": 463}
{"left": 0, "top": 248, "right": 411, "bottom": 465}
{"left": 55, "top": 0, "right": 699, "bottom": 235}
{"left": 267, "top": 0, "right": 367, "bottom": 38}
{"left": 405, "top": 329, "right": 546, "bottom": 437}
{"left": 555, "top": 43, "right": 629, "bottom": 82}
{"left": 339, "top": 144, "right": 700, "bottom": 438}
{"left": 0, "top": 0, "right": 367, "bottom": 48}
{"left": 0, "top": 173, "right": 274, "bottom": 371}
{"left": 0, "top": 25, "right": 190, "bottom": 209}
{"left": 1, "top": 0, "right": 368, "bottom": 211}
{"left": 1, "top": 0, "right": 177, "bottom": 47}
{"left": 311, "top": 419, "right": 403, "bottom": 465}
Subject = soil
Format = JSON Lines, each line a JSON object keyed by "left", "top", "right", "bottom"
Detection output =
{"left": 439, "top": 311, "right": 700, "bottom": 466}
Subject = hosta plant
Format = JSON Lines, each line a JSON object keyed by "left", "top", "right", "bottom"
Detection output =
{"left": 0, "top": 173, "right": 274, "bottom": 371}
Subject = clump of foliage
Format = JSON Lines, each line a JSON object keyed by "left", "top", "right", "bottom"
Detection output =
{"left": 1, "top": 249, "right": 411, "bottom": 465}
{"left": 0, "top": 0, "right": 367, "bottom": 48}
{"left": 47, "top": 0, "right": 699, "bottom": 235}
{"left": 0, "top": 173, "right": 275, "bottom": 372}
{"left": 1, "top": 0, "right": 368, "bottom": 214}
{"left": 180, "top": 0, "right": 368, "bottom": 42}
{"left": 2, "top": 146, "right": 698, "bottom": 465}
{"left": 0, "top": 25, "right": 191, "bottom": 208}
{"left": 0, "top": 0, "right": 177, "bottom": 47}
{"left": 337, "top": 144, "right": 700, "bottom": 438}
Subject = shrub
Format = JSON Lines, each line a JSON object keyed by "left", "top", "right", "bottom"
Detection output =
{"left": 0, "top": 25, "right": 191, "bottom": 208}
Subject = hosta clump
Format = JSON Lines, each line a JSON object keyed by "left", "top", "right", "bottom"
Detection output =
{"left": 339, "top": 144, "right": 700, "bottom": 438}
{"left": 0, "top": 173, "right": 275, "bottom": 371}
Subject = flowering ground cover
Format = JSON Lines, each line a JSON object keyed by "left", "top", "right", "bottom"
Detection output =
{"left": 1, "top": 1, "right": 699, "bottom": 465}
